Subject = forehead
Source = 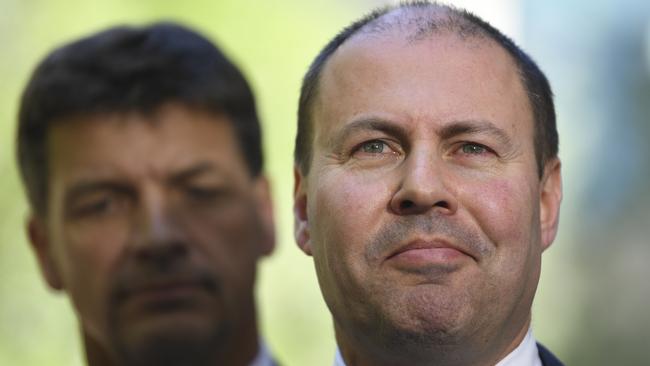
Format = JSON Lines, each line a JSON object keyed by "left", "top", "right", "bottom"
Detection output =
{"left": 313, "top": 31, "right": 532, "bottom": 141}
{"left": 47, "top": 104, "right": 248, "bottom": 182}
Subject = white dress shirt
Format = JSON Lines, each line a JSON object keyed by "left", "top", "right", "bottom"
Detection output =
{"left": 495, "top": 328, "right": 542, "bottom": 366}
{"left": 334, "top": 328, "right": 542, "bottom": 366}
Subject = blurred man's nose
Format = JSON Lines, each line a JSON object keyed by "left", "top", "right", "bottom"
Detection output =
{"left": 130, "top": 187, "right": 188, "bottom": 267}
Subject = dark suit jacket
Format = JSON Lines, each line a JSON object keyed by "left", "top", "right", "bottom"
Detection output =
{"left": 538, "top": 343, "right": 564, "bottom": 366}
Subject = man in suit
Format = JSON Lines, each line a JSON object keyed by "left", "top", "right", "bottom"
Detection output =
{"left": 17, "top": 23, "right": 278, "bottom": 366}
{"left": 293, "top": 2, "right": 564, "bottom": 365}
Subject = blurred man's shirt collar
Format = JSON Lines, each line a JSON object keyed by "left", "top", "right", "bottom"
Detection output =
{"left": 250, "top": 339, "right": 275, "bottom": 366}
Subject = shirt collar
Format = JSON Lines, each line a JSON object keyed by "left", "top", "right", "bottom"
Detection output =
{"left": 250, "top": 339, "right": 275, "bottom": 366}
{"left": 495, "top": 328, "right": 542, "bottom": 366}
{"left": 334, "top": 346, "right": 346, "bottom": 366}
{"left": 333, "top": 328, "right": 542, "bottom": 366}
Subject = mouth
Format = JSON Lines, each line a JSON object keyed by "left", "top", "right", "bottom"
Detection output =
{"left": 116, "top": 277, "right": 216, "bottom": 312}
{"left": 384, "top": 239, "right": 473, "bottom": 272}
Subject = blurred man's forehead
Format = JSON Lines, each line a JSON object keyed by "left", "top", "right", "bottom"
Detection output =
{"left": 46, "top": 104, "right": 247, "bottom": 182}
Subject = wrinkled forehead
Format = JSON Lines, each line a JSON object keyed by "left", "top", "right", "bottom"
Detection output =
{"left": 319, "top": 5, "right": 520, "bottom": 108}
{"left": 317, "top": 20, "right": 523, "bottom": 111}
{"left": 311, "top": 15, "right": 531, "bottom": 149}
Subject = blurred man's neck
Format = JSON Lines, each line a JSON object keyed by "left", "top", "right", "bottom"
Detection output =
{"left": 83, "top": 313, "right": 261, "bottom": 366}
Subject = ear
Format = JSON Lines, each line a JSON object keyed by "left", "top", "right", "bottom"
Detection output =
{"left": 27, "top": 215, "right": 64, "bottom": 290}
{"left": 539, "top": 158, "right": 563, "bottom": 251}
{"left": 293, "top": 166, "right": 312, "bottom": 256}
{"left": 252, "top": 176, "right": 275, "bottom": 256}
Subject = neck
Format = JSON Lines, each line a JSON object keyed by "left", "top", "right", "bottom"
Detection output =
{"left": 84, "top": 332, "right": 116, "bottom": 366}
{"left": 335, "top": 317, "right": 531, "bottom": 366}
{"left": 84, "top": 305, "right": 261, "bottom": 366}
{"left": 221, "top": 306, "right": 261, "bottom": 366}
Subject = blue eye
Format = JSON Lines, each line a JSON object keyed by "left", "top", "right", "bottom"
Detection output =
{"left": 461, "top": 143, "right": 488, "bottom": 155}
{"left": 361, "top": 140, "right": 387, "bottom": 154}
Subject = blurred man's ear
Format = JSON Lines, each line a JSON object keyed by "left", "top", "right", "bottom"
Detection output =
{"left": 293, "top": 166, "right": 312, "bottom": 256}
{"left": 253, "top": 176, "right": 276, "bottom": 256}
{"left": 27, "top": 215, "right": 64, "bottom": 290}
{"left": 539, "top": 158, "right": 563, "bottom": 251}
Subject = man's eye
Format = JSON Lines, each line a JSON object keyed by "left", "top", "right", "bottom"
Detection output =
{"left": 186, "top": 187, "right": 224, "bottom": 201}
{"left": 71, "top": 197, "right": 117, "bottom": 217}
{"left": 361, "top": 140, "right": 387, "bottom": 154}
{"left": 350, "top": 139, "right": 401, "bottom": 162}
{"left": 460, "top": 143, "right": 490, "bottom": 155}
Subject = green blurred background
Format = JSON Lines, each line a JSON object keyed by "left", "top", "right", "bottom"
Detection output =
{"left": 1, "top": 0, "right": 648, "bottom": 365}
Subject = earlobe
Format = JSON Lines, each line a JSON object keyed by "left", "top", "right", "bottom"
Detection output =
{"left": 539, "top": 158, "right": 563, "bottom": 251}
{"left": 27, "top": 216, "right": 64, "bottom": 290}
{"left": 294, "top": 167, "right": 312, "bottom": 256}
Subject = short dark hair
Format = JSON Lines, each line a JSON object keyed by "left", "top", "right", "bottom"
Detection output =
{"left": 295, "top": 1, "right": 557, "bottom": 177}
{"left": 17, "top": 22, "right": 263, "bottom": 215}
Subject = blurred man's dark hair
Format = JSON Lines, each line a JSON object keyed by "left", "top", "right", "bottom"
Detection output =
{"left": 18, "top": 22, "right": 263, "bottom": 216}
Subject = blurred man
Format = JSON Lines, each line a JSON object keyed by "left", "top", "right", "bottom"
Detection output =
{"left": 17, "top": 23, "right": 277, "bottom": 366}
{"left": 294, "top": 2, "right": 563, "bottom": 365}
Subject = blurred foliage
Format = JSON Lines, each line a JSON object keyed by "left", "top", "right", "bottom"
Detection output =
{"left": 526, "top": 1, "right": 650, "bottom": 365}
{"left": 1, "top": 0, "right": 649, "bottom": 365}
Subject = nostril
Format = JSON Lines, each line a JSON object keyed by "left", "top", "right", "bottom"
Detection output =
{"left": 434, "top": 200, "right": 449, "bottom": 210}
{"left": 400, "top": 200, "right": 415, "bottom": 211}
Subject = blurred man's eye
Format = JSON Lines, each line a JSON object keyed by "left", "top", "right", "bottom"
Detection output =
{"left": 185, "top": 186, "right": 226, "bottom": 202}
{"left": 70, "top": 194, "right": 123, "bottom": 218}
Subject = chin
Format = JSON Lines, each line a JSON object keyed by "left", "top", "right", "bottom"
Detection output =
{"left": 112, "top": 318, "right": 230, "bottom": 366}
{"left": 378, "top": 286, "right": 476, "bottom": 345}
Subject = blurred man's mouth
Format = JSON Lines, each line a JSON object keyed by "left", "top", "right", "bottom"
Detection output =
{"left": 112, "top": 272, "right": 220, "bottom": 316}
{"left": 121, "top": 279, "right": 213, "bottom": 310}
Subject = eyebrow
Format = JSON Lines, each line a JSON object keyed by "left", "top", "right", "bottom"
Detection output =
{"left": 327, "top": 117, "right": 410, "bottom": 151}
{"left": 168, "top": 162, "right": 220, "bottom": 184}
{"left": 64, "top": 181, "right": 134, "bottom": 207}
{"left": 64, "top": 162, "right": 221, "bottom": 204}
{"left": 327, "top": 117, "right": 513, "bottom": 151}
{"left": 438, "top": 120, "right": 513, "bottom": 147}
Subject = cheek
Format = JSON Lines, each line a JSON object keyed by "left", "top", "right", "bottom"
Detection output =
{"left": 55, "top": 222, "right": 129, "bottom": 339}
{"left": 461, "top": 176, "right": 544, "bottom": 308}
{"left": 182, "top": 203, "right": 260, "bottom": 282}
{"left": 62, "top": 222, "right": 127, "bottom": 286}
{"left": 461, "top": 177, "right": 537, "bottom": 250}
{"left": 308, "top": 168, "right": 393, "bottom": 278}
{"left": 311, "top": 170, "right": 386, "bottom": 241}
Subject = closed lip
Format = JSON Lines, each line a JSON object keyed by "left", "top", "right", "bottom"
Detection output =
{"left": 385, "top": 237, "right": 476, "bottom": 262}
{"left": 117, "top": 277, "right": 212, "bottom": 301}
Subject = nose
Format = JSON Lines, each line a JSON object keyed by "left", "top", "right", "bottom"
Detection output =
{"left": 389, "top": 149, "right": 458, "bottom": 216}
{"left": 130, "top": 189, "right": 187, "bottom": 266}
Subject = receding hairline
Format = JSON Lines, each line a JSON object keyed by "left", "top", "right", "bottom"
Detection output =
{"left": 329, "top": 8, "right": 506, "bottom": 72}
{"left": 310, "top": 6, "right": 523, "bottom": 133}
{"left": 350, "top": 5, "right": 489, "bottom": 43}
